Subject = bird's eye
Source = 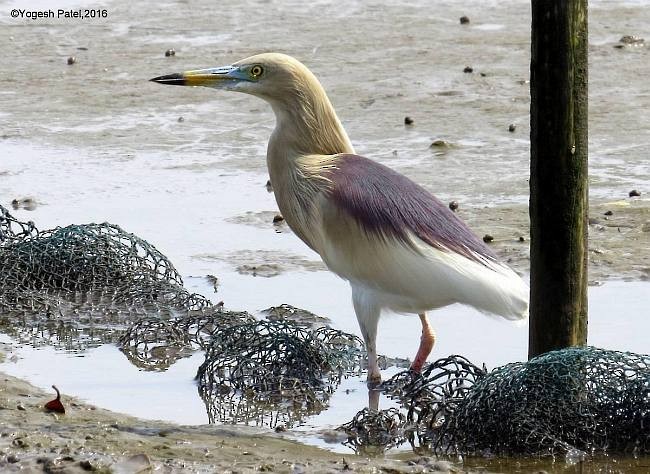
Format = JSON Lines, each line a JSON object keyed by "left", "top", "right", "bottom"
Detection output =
{"left": 250, "top": 65, "right": 264, "bottom": 78}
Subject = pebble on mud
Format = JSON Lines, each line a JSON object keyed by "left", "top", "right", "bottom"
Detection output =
{"left": 629, "top": 189, "right": 641, "bottom": 197}
{"left": 177, "top": 116, "right": 184, "bottom": 122}
{"left": 508, "top": 123, "right": 516, "bottom": 132}
{"left": 483, "top": 234, "right": 494, "bottom": 243}
{"left": 619, "top": 35, "right": 645, "bottom": 45}
{"left": 460, "top": 16, "right": 470, "bottom": 24}
{"left": 518, "top": 236, "right": 525, "bottom": 242}
{"left": 265, "top": 179, "right": 273, "bottom": 193}
{"left": 11, "top": 197, "right": 37, "bottom": 211}
{"left": 79, "top": 460, "right": 95, "bottom": 471}
{"left": 165, "top": 48, "right": 176, "bottom": 57}
{"left": 404, "top": 116, "right": 414, "bottom": 125}
{"left": 272, "top": 214, "right": 285, "bottom": 224}
{"left": 448, "top": 201, "right": 459, "bottom": 212}
{"left": 604, "top": 210, "right": 613, "bottom": 216}
{"left": 67, "top": 56, "right": 76, "bottom": 65}
{"left": 463, "top": 66, "right": 473, "bottom": 73}
{"left": 430, "top": 139, "right": 450, "bottom": 148}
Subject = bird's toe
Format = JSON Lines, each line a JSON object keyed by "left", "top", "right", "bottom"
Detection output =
{"left": 366, "top": 371, "right": 382, "bottom": 387}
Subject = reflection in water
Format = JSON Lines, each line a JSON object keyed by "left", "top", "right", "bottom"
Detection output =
{"left": 340, "top": 356, "right": 485, "bottom": 455}
{"left": 0, "top": 311, "right": 123, "bottom": 352}
{"left": 119, "top": 310, "right": 255, "bottom": 371}
{"left": 196, "top": 320, "right": 364, "bottom": 428}
{"left": 339, "top": 407, "right": 405, "bottom": 455}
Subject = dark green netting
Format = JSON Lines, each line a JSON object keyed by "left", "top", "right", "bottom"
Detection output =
{"left": 0, "top": 205, "right": 365, "bottom": 427}
{"left": 195, "top": 319, "right": 364, "bottom": 428}
{"left": 443, "top": 347, "right": 649, "bottom": 456}
{"left": 3, "top": 206, "right": 649, "bottom": 453}
{"left": 0, "top": 206, "right": 209, "bottom": 323}
{"left": 349, "top": 347, "right": 650, "bottom": 456}
{"left": 339, "top": 407, "right": 405, "bottom": 455}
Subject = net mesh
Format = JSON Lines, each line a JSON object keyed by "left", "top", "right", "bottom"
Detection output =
{"left": 0, "top": 205, "right": 365, "bottom": 427}
{"left": 196, "top": 319, "right": 364, "bottom": 427}
{"left": 347, "top": 347, "right": 650, "bottom": 456}
{"left": 442, "top": 347, "right": 650, "bottom": 456}
{"left": 2, "top": 206, "right": 649, "bottom": 453}
{"left": 0, "top": 206, "right": 209, "bottom": 324}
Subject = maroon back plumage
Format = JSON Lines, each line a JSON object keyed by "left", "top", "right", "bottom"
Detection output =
{"left": 326, "top": 154, "right": 497, "bottom": 265}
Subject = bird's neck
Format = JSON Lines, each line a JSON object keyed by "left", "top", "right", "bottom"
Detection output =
{"left": 267, "top": 90, "right": 354, "bottom": 160}
{"left": 265, "top": 87, "right": 353, "bottom": 252}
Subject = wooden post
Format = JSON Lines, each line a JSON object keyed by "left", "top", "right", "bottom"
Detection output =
{"left": 529, "top": 0, "right": 589, "bottom": 359}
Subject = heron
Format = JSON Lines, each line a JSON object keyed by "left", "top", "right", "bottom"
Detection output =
{"left": 151, "top": 53, "right": 528, "bottom": 383}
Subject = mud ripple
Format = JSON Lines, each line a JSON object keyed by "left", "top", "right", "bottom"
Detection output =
{"left": 195, "top": 250, "right": 326, "bottom": 277}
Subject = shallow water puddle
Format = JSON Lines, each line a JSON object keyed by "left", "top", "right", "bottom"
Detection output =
{"left": 1, "top": 280, "right": 648, "bottom": 454}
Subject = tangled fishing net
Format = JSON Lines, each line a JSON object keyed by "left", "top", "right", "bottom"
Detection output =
{"left": 343, "top": 347, "right": 649, "bottom": 456}
{"left": 339, "top": 407, "right": 405, "bottom": 454}
{"left": 196, "top": 319, "right": 364, "bottom": 427}
{"left": 119, "top": 311, "right": 364, "bottom": 427}
{"left": 0, "top": 205, "right": 209, "bottom": 340}
{"left": 0, "top": 205, "right": 365, "bottom": 426}
{"left": 3, "top": 206, "right": 649, "bottom": 454}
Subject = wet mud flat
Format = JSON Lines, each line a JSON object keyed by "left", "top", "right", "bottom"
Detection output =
{"left": 457, "top": 196, "right": 650, "bottom": 283}
{"left": 2, "top": 366, "right": 649, "bottom": 474}
{"left": 0, "top": 369, "right": 339, "bottom": 473}
{"left": 0, "top": 365, "right": 461, "bottom": 474}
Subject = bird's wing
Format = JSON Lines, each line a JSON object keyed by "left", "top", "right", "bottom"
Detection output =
{"left": 317, "top": 153, "right": 528, "bottom": 319}
{"left": 323, "top": 153, "right": 496, "bottom": 266}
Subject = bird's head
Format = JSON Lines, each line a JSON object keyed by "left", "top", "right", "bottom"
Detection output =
{"left": 151, "top": 52, "right": 354, "bottom": 155}
{"left": 150, "top": 52, "right": 319, "bottom": 105}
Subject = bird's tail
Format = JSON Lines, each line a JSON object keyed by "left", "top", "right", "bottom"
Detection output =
{"left": 455, "top": 257, "right": 529, "bottom": 320}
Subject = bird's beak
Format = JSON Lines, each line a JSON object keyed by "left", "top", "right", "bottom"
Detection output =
{"left": 150, "top": 65, "right": 246, "bottom": 88}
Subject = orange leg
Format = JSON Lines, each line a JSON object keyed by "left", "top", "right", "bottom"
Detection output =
{"left": 410, "top": 313, "right": 435, "bottom": 373}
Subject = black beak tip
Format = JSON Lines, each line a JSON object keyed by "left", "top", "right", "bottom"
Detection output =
{"left": 150, "top": 73, "right": 186, "bottom": 85}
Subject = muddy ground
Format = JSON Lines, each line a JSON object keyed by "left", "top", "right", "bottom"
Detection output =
{"left": 463, "top": 197, "right": 650, "bottom": 283}
{"left": 0, "top": 364, "right": 457, "bottom": 474}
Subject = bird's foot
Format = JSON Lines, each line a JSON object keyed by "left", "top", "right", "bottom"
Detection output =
{"left": 409, "top": 361, "right": 424, "bottom": 374}
{"left": 367, "top": 385, "right": 381, "bottom": 411}
{"left": 366, "top": 370, "right": 382, "bottom": 388}
{"left": 407, "top": 363, "right": 427, "bottom": 381}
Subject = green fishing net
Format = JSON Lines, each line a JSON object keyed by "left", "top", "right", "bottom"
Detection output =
{"left": 0, "top": 205, "right": 209, "bottom": 324}
{"left": 0, "top": 205, "right": 364, "bottom": 427}
{"left": 3, "top": 205, "right": 648, "bottom": 454}
{"left": 345, "top": 347, "right": 650, "bottom": 456}
{"left": 196, "top": 319, "right": 364, "bottom": 427}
